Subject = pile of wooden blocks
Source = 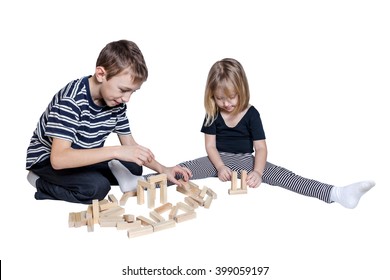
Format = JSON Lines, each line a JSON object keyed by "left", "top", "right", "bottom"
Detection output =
{"left": 68, "top": 173, "right": 218, "bottom": 238}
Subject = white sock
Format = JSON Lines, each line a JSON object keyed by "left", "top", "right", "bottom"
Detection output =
{"left": 330, "top": 180, "right": 376, "bottom": 209}
{"left": 27, "top": 171, "right": 39, "bottom": 188}
{"left": 108, "top": 159, "right": 144, "bottom": 193}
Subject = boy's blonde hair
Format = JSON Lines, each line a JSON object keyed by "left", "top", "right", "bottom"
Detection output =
{"left": 96, "top": 40, "right": 148, "bottom": 82}
{"left": 204, "top": 58, "right": 250, "bottom": 126}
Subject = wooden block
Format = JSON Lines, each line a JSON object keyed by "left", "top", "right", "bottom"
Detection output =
{"left": 188, "top": 194, "right": 204, "bottom": 206}
{"left": 137, "top": 185, "right": 144, "bottom": 205}
{"left": 75, "top": 211, "right": 87, "bottom": 227}
{"left": 241, "top": 170, "right": 248, "bottom": 190}
{"left": 177, "top": 202, "right": 194, "bottom": 212}
{"left": 127, "top": 225, "right": 154, "bottom": 238}
{"left": 154, "top": 203, "right": 172, "bottom": 214}
{"left": 199, "top": 187, "right": 208, "bottom": 198}
{"left": 147, "top": 184, "right": 156, "bottom": 209}
{"left": 99, "top": 220, "right": 118, "bottom": 227}
{"left": 120, "top": 191, "right": 137, "bottom": 206}
{"left": 99, "top": 216, "right": 125, "bottom": 223}
{"left": 203, "top": 196, "right": 213, "bottom": 209}
{"left": 138, "top": 180, "right": 151, "bottom": 189}
{"left": 148, "top": 173, "right": 167, "bottom": 184}
{"left": 184, "top": 196, "right": 199, "bottom": 209}
{"left": 86, "top": 205, "right": 93, "bottom": 219}
{"left": 228, "top": 189, "right": 248, "bottom": 195}
{"left": 231, "top": 171, "right": 238, "bottom": 190}
{"left": 174, "top": 211, "right": 196, "bottom": 223}
{"left": 136, "top": 216, "right": 156, "bottom": 226}
{"left": 169, "top": 205, "right": 179, "bottom": 219}
{"left": 206, "top": 188, "right": 218, "bottom": 199}
{"left": 176, "top": 185, "right": 190, "bottom": 195}
{"left": 149, "top": 211, "right": 165, "bottom": 223}
{"left": 100, "top": 206, "right": 125, "bottom": 217}
{"left": 92, "top": 199, "right": 99, "bottom": 224}
{"left": 68, "top": 212, "right": 76, "bottom": 227}
{"left": 123, "top": 214, "right": 135, "bottom": 223}
{"left": 108, "top": 194, "right": 118, "bottom": 204}
{"left": 99, "top": 201, "right": 118, "bottom": 211}
{"left": 152, "top": 219, "right": 176, "bottom": 232}
{"left": 160, "top": 183, "right": 167, "bottom": 204}
{"left": 188, "top": 181, "right": 200, "bottom": 190}
{"left": 87, "top": 218, "right": 94, "bottom": 232}
{"left": 117, "top": 220, "right": 141, "bottom": 230}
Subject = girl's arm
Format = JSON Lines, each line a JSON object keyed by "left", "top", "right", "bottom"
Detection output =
{"left": 247, "top": 139, "right": 267, "bottom": 188}
{"left": 204, "top": 133, "right": 232, "bottom": 181}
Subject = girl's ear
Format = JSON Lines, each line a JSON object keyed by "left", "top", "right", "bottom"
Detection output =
{"left": 95, "top": 66, "right": 106, "bottom": 83}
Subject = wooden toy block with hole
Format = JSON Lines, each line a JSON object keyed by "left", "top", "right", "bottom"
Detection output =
{"left": 148, "top": 174, "right": 168, "bottom": 204}
{"left": 137, "top": 180, "right": 156, "bottom": 208}
{"left": 119, "top": 191, "right": 137, "bottom": 206}
{"left": 228, "top": 170, "right": 248, "bottom": 195}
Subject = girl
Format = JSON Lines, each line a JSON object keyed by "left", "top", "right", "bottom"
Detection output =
{"left": 109, "top": 58, "right": 375, "bottom": 209}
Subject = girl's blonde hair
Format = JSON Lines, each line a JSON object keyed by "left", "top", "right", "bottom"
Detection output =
{"left": 204, "top": 58, "right": 250, "bottom": 126}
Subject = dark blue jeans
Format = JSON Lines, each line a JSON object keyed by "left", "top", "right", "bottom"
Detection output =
{"left": 28, "top": 159, "right": 142, "bottom": 204}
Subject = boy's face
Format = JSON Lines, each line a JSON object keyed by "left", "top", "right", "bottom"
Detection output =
{"left": 98, "top": 67, "right": 143, "bottom": 107}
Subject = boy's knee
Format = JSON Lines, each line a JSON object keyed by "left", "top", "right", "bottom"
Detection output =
{"left": 81, "top": 180, "right": 111, "bottom": 202}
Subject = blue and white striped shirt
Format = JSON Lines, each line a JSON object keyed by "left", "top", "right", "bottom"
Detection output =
{"left": 26, "top": 76, "right": 131, "bottom": 169}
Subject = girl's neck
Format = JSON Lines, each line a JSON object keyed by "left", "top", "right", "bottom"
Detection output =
{"left": 220, "top": 105, "right": 250, "bottom": 128}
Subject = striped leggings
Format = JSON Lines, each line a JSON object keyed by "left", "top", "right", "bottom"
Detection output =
{"left": 148, "top": 152, "right": 334, "bottom": 203}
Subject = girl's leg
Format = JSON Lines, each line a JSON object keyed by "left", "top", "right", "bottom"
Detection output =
{"left": 142, "top": 156, "right": 219, "bottom": 186}
{"left": 262, "top": 162, "right": 333, "bottom": 203}
{"left": 262, "top": 162, "right": 375, "bottom": 207}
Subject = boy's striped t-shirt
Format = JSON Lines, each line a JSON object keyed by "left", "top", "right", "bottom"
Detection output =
{"left": 26, "top": 76, "right": 131, "bottom": 169}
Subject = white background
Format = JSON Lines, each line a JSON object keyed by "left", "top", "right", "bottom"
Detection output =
{"left": 1, "top": 0, "right": 389, "bottom": 279}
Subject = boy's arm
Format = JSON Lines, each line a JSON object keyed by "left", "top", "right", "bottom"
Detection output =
{"left": 50, "top": 135, "right": 154, "bottom": 170}
{"left": 204, "top": 134, "right": 231, "bottom": 181}
{"left": 118, "top": 134, "right": 191, "bottom": 184}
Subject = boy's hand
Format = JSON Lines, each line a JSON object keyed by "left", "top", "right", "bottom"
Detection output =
{"left": 217, "top": 165, "right": 232, "bottom": 182}
{"left": 121, "top": 145, "right": 154, "bottom": 166}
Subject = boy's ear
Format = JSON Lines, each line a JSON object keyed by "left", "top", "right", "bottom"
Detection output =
{"left": 95, "top": 66, "right": 106, "bottom": 83}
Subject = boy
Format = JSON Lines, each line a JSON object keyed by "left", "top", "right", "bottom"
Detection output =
{"left": 26, "top": 40, "right": 191, "bottom": 204}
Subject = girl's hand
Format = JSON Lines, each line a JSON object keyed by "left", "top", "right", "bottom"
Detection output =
{"left": 162, "top": 165, "right": 192, "bottom": 186}
{"left": 247, "top": 170, "right": 263, "bottom": 188}
{"left": 217, "top": 165, "right": 232, "bottom": 182}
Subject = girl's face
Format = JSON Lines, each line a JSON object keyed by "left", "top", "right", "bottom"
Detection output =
{"left": 213, "top": 86, "right": 238, "bottom": 113}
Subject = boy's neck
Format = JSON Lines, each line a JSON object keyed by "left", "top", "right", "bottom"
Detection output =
{"left": 88, "top": 76, "right": 105, "bottom": 106}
